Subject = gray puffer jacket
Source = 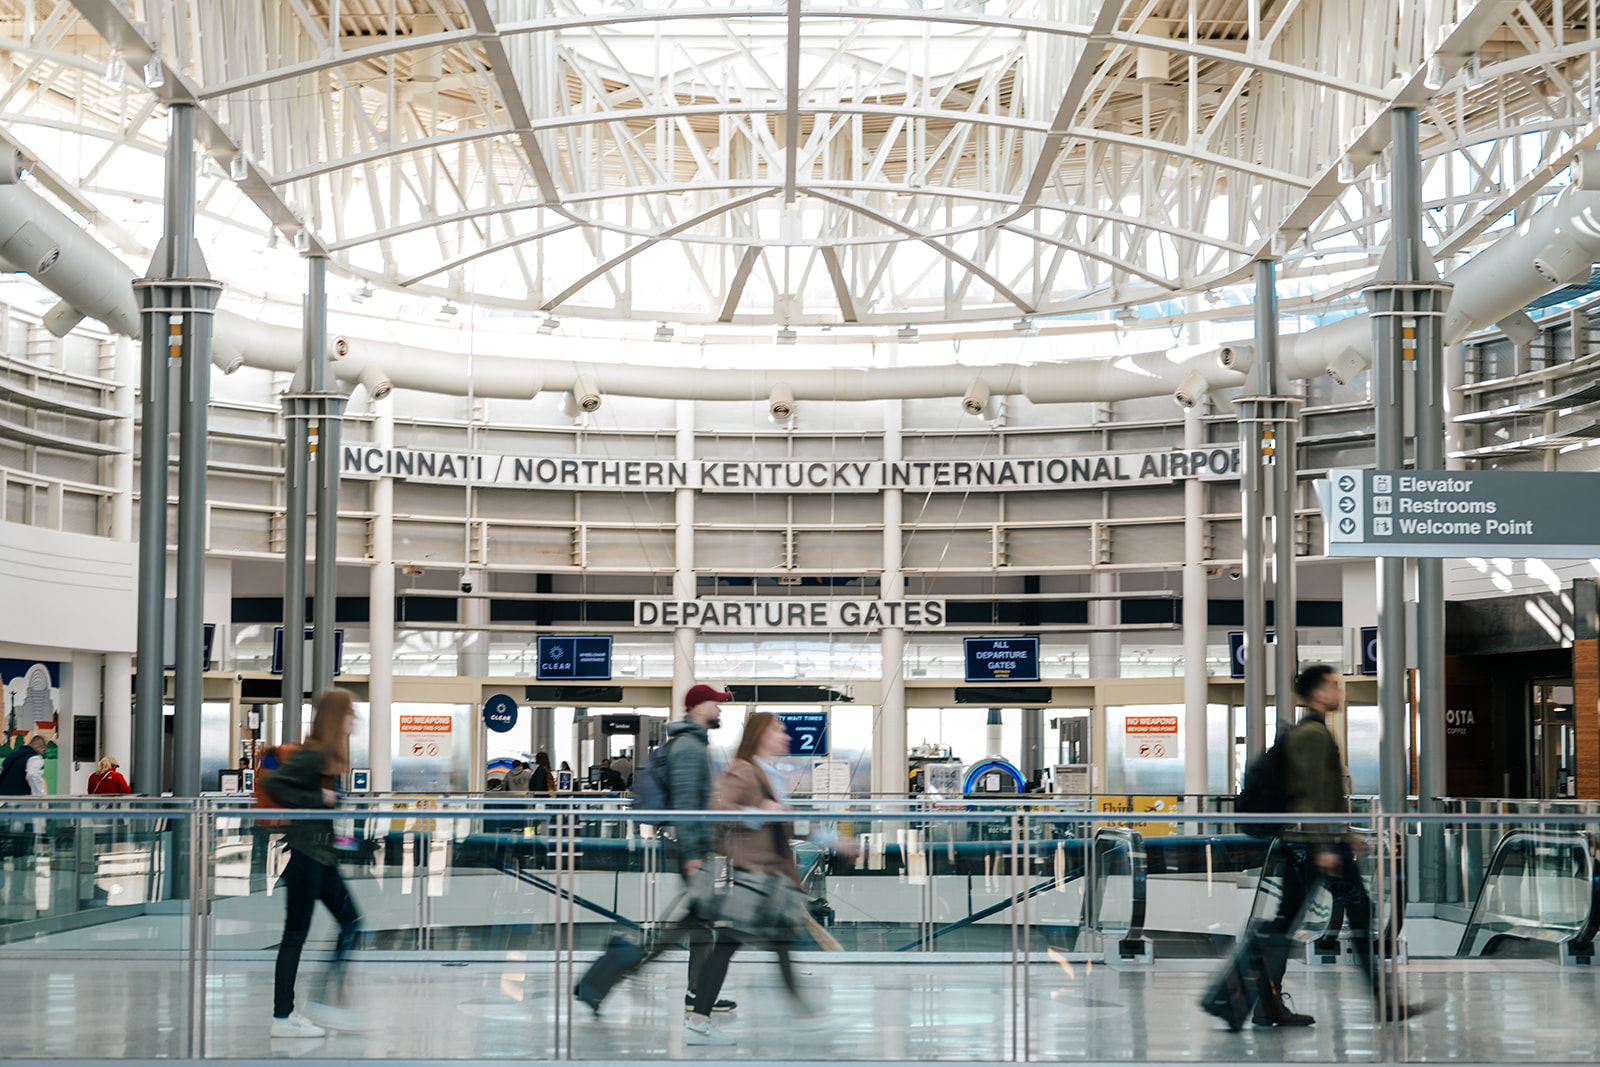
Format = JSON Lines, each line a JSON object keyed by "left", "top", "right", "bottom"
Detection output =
{"left": 664, "top": 719, "right": 714, "bottom": 860}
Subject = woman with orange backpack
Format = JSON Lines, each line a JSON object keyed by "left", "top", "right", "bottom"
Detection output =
{"left": 264, "top": 689, "right": 368, "bottom": 1038}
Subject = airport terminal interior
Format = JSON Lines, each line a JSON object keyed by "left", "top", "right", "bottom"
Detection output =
{"left": 10, "top": 0, "right": 1600, "bottom": 1062}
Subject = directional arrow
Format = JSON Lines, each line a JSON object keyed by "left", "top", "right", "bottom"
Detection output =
{"left": 1339, "top": 495, "right": 1357, "bottom": 513}
{"left": 1339, "top": 517, "right": 1357, "bottom": 535}
{"left": 1337, "top": 474, "right": 1356, "bottom": 492}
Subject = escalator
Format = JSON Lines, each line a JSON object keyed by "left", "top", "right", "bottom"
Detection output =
{"left": 1457, "top": 829, "right": 1600, "bottom": 960}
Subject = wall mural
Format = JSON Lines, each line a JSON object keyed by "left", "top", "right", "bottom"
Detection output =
{"left": 0, "top": 660, "right": 59, "bottom": 794}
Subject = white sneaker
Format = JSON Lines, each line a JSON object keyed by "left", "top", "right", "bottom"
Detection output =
{"left": 308, "top": 1003, "right": 375, "bottom": 1032}
{"left": 684, "top": 1018, "right": 736, "bottom": 1045}
{"left": 270, "top": 1012, "right": 327, "bottom": 1038}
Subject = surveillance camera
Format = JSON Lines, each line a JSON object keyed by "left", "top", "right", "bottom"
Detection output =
{"left": 1227, "top": 567, "right": 1243, "bottom": 581}
{"left": 459, "top": 571, "right": 475, "bottom": 594}
{"left": 234, "top": 673, "right": 244, "bottom": 684}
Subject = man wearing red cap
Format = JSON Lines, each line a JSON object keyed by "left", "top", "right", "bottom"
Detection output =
{"left": 667, "top": 683, "right": 736, "bottom": 1018}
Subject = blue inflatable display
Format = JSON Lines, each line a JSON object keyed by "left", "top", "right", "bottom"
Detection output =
{"left": 962, "top": 757, "right": 1026, "bottom": 795}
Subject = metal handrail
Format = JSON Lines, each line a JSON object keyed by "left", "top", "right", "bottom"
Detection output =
{"left": 1082, "top": 826, "right": 1147, "bottom": 942}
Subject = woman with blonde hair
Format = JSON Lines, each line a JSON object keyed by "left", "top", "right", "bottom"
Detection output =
{"left": 684, "top": 712, "right": 856, "bottom": 1046}
{"left": 264, "top": 689, "right": 367, "bottom": 1038}
{"left": 87, "top": 757, "right": 130, "bottom": 795}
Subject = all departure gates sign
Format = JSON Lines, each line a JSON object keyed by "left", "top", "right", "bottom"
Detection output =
{"left": 1322, "top": 468, "right": 1600, "bottom": 558}
{"left": 342, "top": 446, "right": 1242, "bottom": 493}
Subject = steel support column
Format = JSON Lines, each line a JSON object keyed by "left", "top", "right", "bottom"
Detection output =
{"left": 874, "top": 348, "right": 908, "bottom": 798}
{"left": 369, "top": 394, "right": 394, "bottom": 790}
{"left": 306, "top": 255, "right": 343, "bottom": 694}
{"left": 280, "top": 393, "right": 309, "bottom": 738}
{"left": 672, "top": 398, "right": 696, "bottom": 718}
{"left": 1267, "top": 267, "right": 1301, "bottom": 732}
{"left": 1182, "top": 407, "right": 1210, "bottom": 795}
{"left": 132, "top": 281, "right": 170, "bottom": 793}
{"left": 133, "top": 103, "right": 220, "bottom": 797}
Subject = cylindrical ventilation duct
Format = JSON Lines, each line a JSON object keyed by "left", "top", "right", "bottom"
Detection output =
{"left": 1173, "top": 369, "right": 1208, "bottom": 409}
{"left": 962, "top": 376, "right": 991, "bottom": 416}
{"left": 358, "top": 362, "right": 392, "bottom": 400}
{"left": 768, "top": 382, "right": 795, "bottom": 422}
{"left": 572, "top": 373, "right": 602, "bottom": 413}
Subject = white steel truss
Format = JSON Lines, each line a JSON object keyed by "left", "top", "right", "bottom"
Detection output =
{"left": 0, "top": 0, "right": 1595, "bottom": 327}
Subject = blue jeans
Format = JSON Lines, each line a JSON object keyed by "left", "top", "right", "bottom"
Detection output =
{"left": 273, "top": 850, "right": 361, "bottom": 1018}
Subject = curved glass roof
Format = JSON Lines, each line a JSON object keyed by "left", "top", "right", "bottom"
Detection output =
{"left": 0, "top": 0, "right": 1592, "bottom": 330}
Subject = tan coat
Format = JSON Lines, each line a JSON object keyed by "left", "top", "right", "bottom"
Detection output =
{"left": 713, "top": 759, "right": 802, "bottom": 887}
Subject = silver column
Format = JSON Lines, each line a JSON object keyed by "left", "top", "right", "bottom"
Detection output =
{"left": 1370, "top": 108, "right": 1421, "bottom": 816}
{"left": 307, "top": 255, "right": 342, "bottom": 693}
{"left": 133, "top": 103, "right": 221, "bottom": 798}
{"left": 369, "top": 395, "right": 394, "bottom": 790}
{"left": 1265, "top": 261, "right": 1301, "bottom": 732}
{"left": 280, "top": 392, "right": 308, "bottom": 737}
{"left": 1182, "top": 407, "right": 1210, "bottom": 794}
{"left": 1234, "top": 260, "right": 1276, "bottom": 758}
{"left": 133, "top": 282, "right": 171, "bottom": 793}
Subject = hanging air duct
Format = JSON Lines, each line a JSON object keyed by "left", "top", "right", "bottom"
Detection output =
{"left": 769, "top": 382, "right": 795, "bottom": 422}
{"left": 559, "top": 391, "right": 582, "bottom": 419}
{"left": 357, "top": 363, "right": 392, "bottom": 400}
{"left": 571, "top": 373, "right": 602, "bottom": 413}
{"left": 961, "top": 377, "right": 990, "bottom": 417}
{"left": 1217, "top": 343, "right": 1254, "bottom": 375}
{"left": 0, "top": 179, "right": 141, "bottom": 337}
{"left": 331, "top": 335, "right": 350, "bottom": 360}
{"left": 1135, "top": 19, "right": 1171, "bottom": 82}
{"left": 410, "top": 13, "right": 444, "bottom": 83}
{"left": 1325, "top": 347, "right": 1369, "bottom": 386}
{"left": 1574, "top": 151, "right": 1600, "bottom": 191}
{"left": 1532, "top": 227, "right": 1597, "bottom": 286}
{"left": 210, "top": 346, "right": 243, "bottom": 375}
{"left": 1173, "top": 369, "right": 1208, "bottom": 410}
{"left": 42, "top": 299, "right": 83, "bottom": 337}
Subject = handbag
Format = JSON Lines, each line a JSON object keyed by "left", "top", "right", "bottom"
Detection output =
{"left": 691, "top": 856, "right": 808, "bottom": 940}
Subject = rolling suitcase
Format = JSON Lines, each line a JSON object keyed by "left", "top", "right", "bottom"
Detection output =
{"left": 574, "top": 935, "right": 645, "bottom": 1014}
{"left": 1200, "top": 931, "right": 1266, "bottom": 1031}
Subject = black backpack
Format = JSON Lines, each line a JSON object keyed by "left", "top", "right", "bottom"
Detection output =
{"left": 629, "top": 735, "right": 677, "bottom": 823}
{"left": 1234, "top": 724, "right": 1299, "bottom": 838}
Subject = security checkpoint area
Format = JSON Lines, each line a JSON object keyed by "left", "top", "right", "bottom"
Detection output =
{"left": 7, "top": 0, "right": 1600, "bottom": 1064}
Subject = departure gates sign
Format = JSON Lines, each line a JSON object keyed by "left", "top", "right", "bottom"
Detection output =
{"left": 342, "top": 446, "right": 1242, "bottom": 493}
{"left": 1323, "top": 469, "right": 1600, "bottom": 558}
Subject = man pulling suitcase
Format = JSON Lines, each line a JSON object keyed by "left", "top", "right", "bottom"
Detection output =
{"left": 574, "top": 684, "right": 737, "bottom": 1016}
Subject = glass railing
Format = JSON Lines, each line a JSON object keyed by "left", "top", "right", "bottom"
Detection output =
{"left": 6, "top": 800, "right": 1600, "bottom": 1059}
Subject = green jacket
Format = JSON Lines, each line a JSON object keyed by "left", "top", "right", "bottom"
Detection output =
{"left": 264, "top": 747, "right": 337, "bottom": 866}
{"left": 1281, "top": 715, "right": 1347, "bottom": 844}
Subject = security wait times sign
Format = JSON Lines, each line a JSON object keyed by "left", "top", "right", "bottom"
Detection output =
{"left": 1321, "top": 468, "right": 1600, "bottom": 558}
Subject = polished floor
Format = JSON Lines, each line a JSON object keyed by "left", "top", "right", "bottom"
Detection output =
{"left": 0, "top": 952, "right": 1591, "bottom": 1062}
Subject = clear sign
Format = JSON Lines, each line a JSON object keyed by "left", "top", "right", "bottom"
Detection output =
{"left": 536, "top": 636, "right": 613, "bottom": 680}
{"left": 483, "top": 694, "right": 518, "bottom": 733}
{"left": 1323, "top": 468, "right": 1600, "bottom": 558}
{"left": 777, "top": 712, "right": 829, "bottom": 757}
{"left": 964, "top": 637, "right": 1041, "bottom": 683}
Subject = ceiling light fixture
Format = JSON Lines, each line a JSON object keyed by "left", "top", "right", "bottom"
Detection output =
{"left": 104, "top": 52, "right": 126, "bottom": 83}
{"left": 143, "top": 57, "right": 165, "bottom": 89}
{"left": 293, "top": 229, "right": 312, "bottom": 253}
{"left": 653, "top": 323, "right": 673, "bottom": 343}
{"left": 776, "top": 326, "right": 797, "bottom": 345}
{"left": 897, "top": 325, "right": 919, "bottom": 343}
{"left": 1013, "top": 318, "right": 1039, "bottom": 336}
{"left": 537, "top": 317, "right": 558, "bottom": 335}
{"left": 1424, "top": 56, "right": 1445, "bottom": 91}
{"left": 1337, "top": 157, "right": 1357, "bottom": 184}
{"left": 438, "top": 302, "right": 459, "bottom": 317}
{"left": 229, "top": 154, "right": 248, "bottom": 181}
{"left": 1116, "top": 307, "right": 1138, "bottom": 327}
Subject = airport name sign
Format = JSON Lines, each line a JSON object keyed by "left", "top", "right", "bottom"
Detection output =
{"left": 342, "top": 446, "right": 1241, "bottom": 493}
{"left": 633, "top": 598, "right": 945, "bottom": 630}
{"left": 1323, "top": 468, "right": 1600, "bottom": 558}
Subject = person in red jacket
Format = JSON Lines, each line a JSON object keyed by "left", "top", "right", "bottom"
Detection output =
{"left": 87, "top": 757, "right": 131, "bottom": 795}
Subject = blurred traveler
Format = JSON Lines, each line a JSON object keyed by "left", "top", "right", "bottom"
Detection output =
{"left": 597, "top": 758, "right": 626, "bottom": 791}
{"left": 572, "top": 684, "right": 733, "bottom": 1017}
{"left": 88, "top": 757, "right": 131, "bottom": 795}
{"left": 686, "top": 712, "right": 857, "bottom": 1045}
{"left": 1260, "top": 665, "right": 1394, "bottom": 1025}
{"left": 612, "top": 751, "right": 634, "bottom": 788}
{"left": 265, "top": 689, "right": 368, "bottom": 1038}
{"left": 531, "top": 752, "right": 555, "bottom": 792}
{"left": 0, "top": 735, "right": 47, "bottom": 796}
{"left": 505, "top": 760, "right": 533, "bottom": 792}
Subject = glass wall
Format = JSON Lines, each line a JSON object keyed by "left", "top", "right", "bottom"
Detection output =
{"left": 1103, "top": 704, "right": 1186, "bottom": 794}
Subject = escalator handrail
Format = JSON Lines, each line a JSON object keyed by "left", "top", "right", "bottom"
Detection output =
{"left": 1456, "top": 827, "right": 1600, "bottom": 957}
{"left": 1083, "top": 827, "right": 1147, "bottom": 942}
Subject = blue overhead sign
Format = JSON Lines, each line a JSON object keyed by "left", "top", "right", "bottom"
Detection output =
{"left": 483, "top": 694, "right": 518, "bottom": 733}
{"left": 537, "top": 636, "right": 613, "bottom": 680}
{"left": 776, "top": 712, "right": 829, "bottom": 757}
{"left": 1228, "top": 631, "right": 1275, "bottom": 679}
{"left": 964, "top": 638, "right": 1040, "bottom": 683}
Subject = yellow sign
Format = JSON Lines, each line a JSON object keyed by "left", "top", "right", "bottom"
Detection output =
{"left": 1095, "top": 794, "right": 1182, "bottom": 837}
